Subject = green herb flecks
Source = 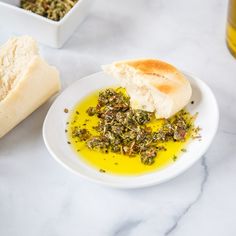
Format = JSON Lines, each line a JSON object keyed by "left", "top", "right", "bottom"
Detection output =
{"left": 71, "top": 88, "right": 197, "bottom": 165}
{"left": 20, "top": 0, "right": 78, "bottom": 21}
{"left": 173, "top": 155, "right": 177, "bottom": 162}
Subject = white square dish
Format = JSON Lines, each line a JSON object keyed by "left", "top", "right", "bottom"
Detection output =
{"left": 0, "top": 0, "right": 92, "bottom": 48}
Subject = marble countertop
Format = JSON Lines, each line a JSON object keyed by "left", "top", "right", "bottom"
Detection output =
{"left": 1, "top": 0, "right": 236, "bottom": 235}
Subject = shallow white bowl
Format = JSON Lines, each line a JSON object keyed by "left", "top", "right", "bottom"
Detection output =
{"left": 0, "top": 0, "right": 92, "bottom": 48}
{"left": 43, "top": 71, "right": 219, "bottom": 188}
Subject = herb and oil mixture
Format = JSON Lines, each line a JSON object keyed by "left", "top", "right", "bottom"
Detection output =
{"left": 66, "top": 88, "right": 199, "bottom": 175}
{"left": 21, "top": 0, "right": 78, "bottom": 21}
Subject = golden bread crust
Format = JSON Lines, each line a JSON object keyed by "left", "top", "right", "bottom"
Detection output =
{"left": 125, "top": 59, "right": 175, "bottom": 74}
{"left": 156, "top": 84, "right": 173, "bottom": 94}
{"left": 114, "top": 59, "right": 187, "bottom": 95}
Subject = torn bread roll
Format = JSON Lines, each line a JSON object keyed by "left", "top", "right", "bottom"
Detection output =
{"left": 102, "top": 59, "right": 192, "bottom": 119}
{"left": 0, "top": 36, "right": 60, "bottom": 138}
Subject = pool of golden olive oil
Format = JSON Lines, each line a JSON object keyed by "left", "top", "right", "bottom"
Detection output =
{"left": 67, "top": 89, "right": 190, "bottom": 176}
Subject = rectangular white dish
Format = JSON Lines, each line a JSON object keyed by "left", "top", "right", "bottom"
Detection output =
{"left": 0, "top": 0, "right": 92, "bottom": 48}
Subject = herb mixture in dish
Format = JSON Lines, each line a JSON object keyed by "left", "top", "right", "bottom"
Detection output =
{"left": 21, "top": 0, "right": 78, "bottom": 21}
{"left": 66, "top": 88, "right": 199, "bottom": 175}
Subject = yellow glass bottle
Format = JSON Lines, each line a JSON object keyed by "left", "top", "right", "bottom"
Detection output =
{"left": 226, "top": 0, "right": 236, "bottom": 58}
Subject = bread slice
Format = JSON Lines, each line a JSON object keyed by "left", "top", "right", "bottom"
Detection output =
{"left": 0, "top": 36, "right": 60, "bottom": 138}
{"left": 102, "top": 59, "right": 192, "bottom": 119}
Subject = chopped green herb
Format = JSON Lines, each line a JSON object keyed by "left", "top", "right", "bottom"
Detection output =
{"left": 70, "top": 88, "right": 197, "bottom": 165}
{"left": 173, "top": 155, "right": 177, "bottom": 161}
{"left": 99, "top": 169, "right": 106, "bottom": 173}
{"left": 86, "top": 107, "right": 97, "bottom": 116}
{"left": 71, "top": 128, "right": 91, "bottom": 141}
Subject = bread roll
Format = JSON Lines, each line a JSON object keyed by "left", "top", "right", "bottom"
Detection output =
{"left": 0, "top": 36, "right": 60, "bottom": 138}
{"left": 102, "top": 59, "right": 192, "bottom": 119}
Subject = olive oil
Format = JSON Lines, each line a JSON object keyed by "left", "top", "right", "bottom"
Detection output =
{"left": 67, "top": 90, "right": 191, "bottom": 176}
{"left": 226, "top": 0, "right": 236, "bottom": 58}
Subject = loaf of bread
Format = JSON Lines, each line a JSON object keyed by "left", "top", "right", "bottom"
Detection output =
{"left": 0, "top": 36, "right": 60, "bottom": 138}
{"left": 103, "top": 59, "right": 192, "bottom": 119}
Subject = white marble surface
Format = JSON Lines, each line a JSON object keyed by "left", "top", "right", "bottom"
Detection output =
{"left": 0, "top": 0, "right": 236, "bottom": 235}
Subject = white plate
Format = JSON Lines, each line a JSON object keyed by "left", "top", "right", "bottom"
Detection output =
{"left": 43, "top": 71, "right": 219, "bottom": 188}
